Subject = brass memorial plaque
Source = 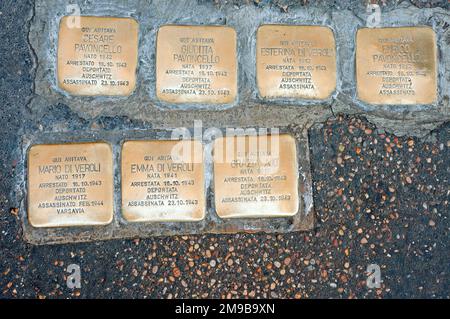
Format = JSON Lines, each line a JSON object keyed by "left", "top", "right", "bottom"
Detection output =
{"left": 57, "top": 16, "right": 139, "bottom": 96}
{"left": 121, "top": 140, "right": 205, "bottom": 222}
{"left": 356, "top": 27, "right": 437, "bottom": 105}
{"left": 28, "top": 143, "right": 114, "bottom": 228}
{"left": 256, "top": 25, "right": 336, "bottom": 99}
{"left": 213, "top": 134, "right": 299, "bottom": 218}
{"left": 156, "top": 25, "right": 237, "bottom": 104}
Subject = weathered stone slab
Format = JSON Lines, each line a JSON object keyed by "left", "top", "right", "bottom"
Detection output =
{"left": 57, "top": 16, "right": 139, "bottom": 96}
{"left": 356, "top": 27, "right": 437, "bottom": 105}
{"left": 213, "top": 134, "right": 299, "bottom": 218}
{"left": 121, "top": 140, "right": 205, "bottom": 222}
{"left": 256, "top": 25, "right": 336, "bottom": 100}
{"left": 27, "top": 142, "right": 113, "bottom": 227}
{"left": 20, "top": 126, "right": 314, "bottom": 244}
{"left": 29, "top": 0, "right": 449, "bottom": 134}
{"left": 156, "top": 25, "right": 237, "bottom": 105}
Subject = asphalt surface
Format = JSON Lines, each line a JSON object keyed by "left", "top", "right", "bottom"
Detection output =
{"left": 0, "top": 0, "right": 449, "bottom": 299}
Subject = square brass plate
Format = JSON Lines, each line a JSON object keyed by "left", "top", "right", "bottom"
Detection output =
{"left": 27, "top": 142, "right": 114, "bottom": 227}
{"left": 121, "top": 140, "right": 205, "bottom": 222}
{"left": 213, "top": 134, "right": 299, "bottom": 218}
{"left": 156, "top": 25, "right": 237, "bottom": 104}
{"left": 57, "top": 16, "right": 139, "bottom": 96}
{"left": 356, "top": 27, "right": 437, "bottom": 105}
{"left": 256, "top": 25, "right": 336, "bottom": 99}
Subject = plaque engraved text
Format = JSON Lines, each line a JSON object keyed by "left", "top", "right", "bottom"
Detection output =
{"left": 213, "top": 134, "right": 299, "bottom": 218}
{"left": 156, "top": 25, "right": 237, "bottom": 104}
{"left": 257, "top": 25, "right": 336, "bottom": 99}
{"left": 28, "top": 142, "right": 114, "bottom": 227}
{"left": 121, "top": 140, "right": 205, "bottom": 222}
{"left": 57, "top": 16, "right": 139, "bottom": 96}
{"left": 356, "top": 27, "right": 437, "bottom": 104}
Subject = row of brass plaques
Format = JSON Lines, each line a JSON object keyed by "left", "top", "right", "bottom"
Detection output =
{"left": 57, "top": 16, "right": 438, "bottom": 104}
{"left": 27, "top": 135, "right": 300, "bottom": 228}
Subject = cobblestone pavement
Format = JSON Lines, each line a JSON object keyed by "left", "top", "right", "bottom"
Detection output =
{"left": 0, "top": 0, "right": 448, "bottom": 299}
